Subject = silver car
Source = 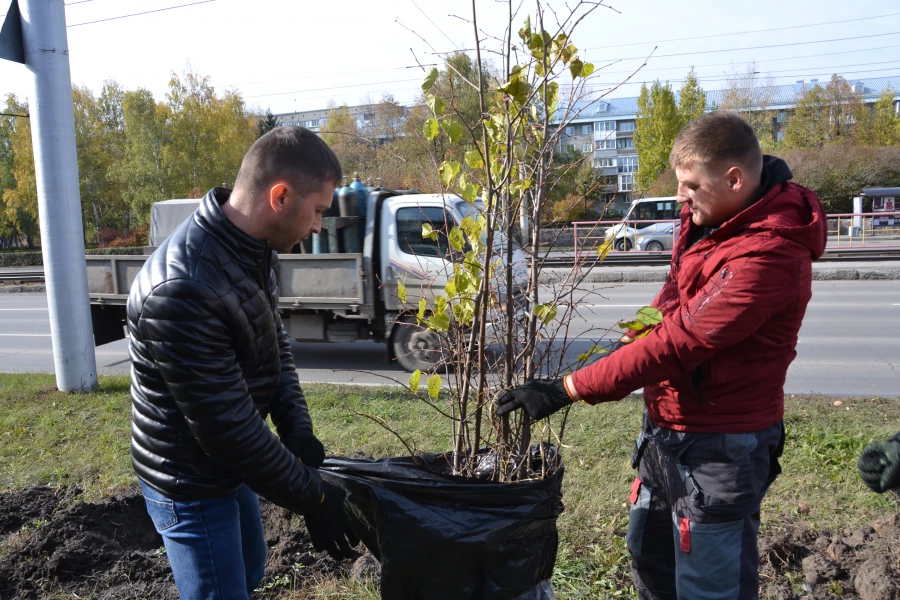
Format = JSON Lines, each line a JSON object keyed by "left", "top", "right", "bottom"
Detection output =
{"left": 610, "top": 221, "right": 680, "bottom": 251}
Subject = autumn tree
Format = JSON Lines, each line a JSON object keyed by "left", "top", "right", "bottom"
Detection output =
{"left": 720, "top": 64, "right": 777, "bottom": 151}
{"left": 2, "top": 95, "right": 39, "bottom": 248}
{"left": 856, "top": 87, "right": 900, "bottom": 147}
{"left": 634, "top": 81, "right": 681, "bottom": 191}
{"left": 678, "top": 69, "right": 707, "bottom": 125}
{"left": 110, "top": 89, "right": 174, "bottom": 225}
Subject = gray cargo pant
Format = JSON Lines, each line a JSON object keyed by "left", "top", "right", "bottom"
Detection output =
{"left": 626, "top": 413, "right": 785, "bottom": 600}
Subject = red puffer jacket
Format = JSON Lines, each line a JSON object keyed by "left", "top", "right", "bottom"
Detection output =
{"left": 570, "top": 159, "right": 827, "bottom": 432}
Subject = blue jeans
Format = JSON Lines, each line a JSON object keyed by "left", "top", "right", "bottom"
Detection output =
{"left": 140, "top": 480, "right": 268, "bottom": 599}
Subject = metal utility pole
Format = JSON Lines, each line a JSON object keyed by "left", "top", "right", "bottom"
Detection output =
{"left": 1, "top": 0, "right": 98, "bottom": 391}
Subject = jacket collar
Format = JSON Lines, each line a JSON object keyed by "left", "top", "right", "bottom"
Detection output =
{"left": 194, "top": 187, "right": 271, "bottom": 272}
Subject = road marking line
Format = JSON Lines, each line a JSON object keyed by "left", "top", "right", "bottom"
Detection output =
{"left": 0, "top": 308, "right": 48, "bottom": 311}
{"left": 0, "top": 334, "right": 51, "bottom": 337}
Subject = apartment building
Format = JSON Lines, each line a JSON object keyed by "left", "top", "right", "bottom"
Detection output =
{"left": 556, "top": 75, "right": 900, "bottom": 214}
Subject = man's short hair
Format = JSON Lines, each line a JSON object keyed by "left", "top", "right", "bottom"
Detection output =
{"left": 234, "top": 126, "right": 342, "bottom": 198}
{"left": 669, "top": 111, "right": 763, "bottom": 177}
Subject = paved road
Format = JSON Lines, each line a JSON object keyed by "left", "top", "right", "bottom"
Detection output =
{"left": 1, "top": 281, "right": 899, "bottom": 396}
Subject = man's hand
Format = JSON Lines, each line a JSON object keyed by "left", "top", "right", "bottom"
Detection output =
{"left": 303, "top": 482, "right": 361, "bottom": 561}
{"left": 858, "top": 435, "right": 900, "bottom": 493}
{"left": 495, "top": 378, "right": 573, "bottom": 420}
{"left": 283, "top": 430, "right": 326, "bottom": 469}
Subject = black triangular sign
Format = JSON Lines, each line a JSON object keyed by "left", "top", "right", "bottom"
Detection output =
{"left": 0, "top": 0, "right": 24, "bottom": 65}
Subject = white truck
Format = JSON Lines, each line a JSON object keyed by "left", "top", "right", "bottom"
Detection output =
{"left": 87, "top": 189, "right": 526, "bottom": 372}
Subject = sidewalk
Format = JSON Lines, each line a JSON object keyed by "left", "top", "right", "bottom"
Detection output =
{"left": 539, "top": 261, "right": 900, "bottom": 284}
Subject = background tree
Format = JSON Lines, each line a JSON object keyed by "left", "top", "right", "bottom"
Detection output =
{"left": 2, "top": 98, "right": 39, "bottom": 248}
{"left": 0, "top": 95, "right": 24, "bottom": 247}
{"left": 634, "top": 81, "right": 681, "bottom": 191}
{"left": 720, "top": 64, "right": 777, "bottom": 152}
{"left": 785, "top": 145, "right": 900, "bottom": 212}
{"left": 257, "top": 108, "right": 278, "bottom": 138}
{"left": 677, "top": 69, "right": 707, "bottom": 125}
{"left": 111, "top": 88, "right": 174, "bottom": 226}
{"left": 856, "top": 87, "right": 900, "bottom": 147}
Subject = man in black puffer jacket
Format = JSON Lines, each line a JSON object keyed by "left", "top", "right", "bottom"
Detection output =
{"left": 128, "top": 126, "right": 358, "bottom": 599}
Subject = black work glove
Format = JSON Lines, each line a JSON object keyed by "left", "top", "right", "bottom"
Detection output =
{"left": 858, "top": 434, "right": 900, "bottom": 493}
{"left": 283, "top": 430, "right": 326, "bottom": 469}
{"left": 303, "top": 482, "right": 361, "bottom": 561}
{"left": 495, "top": 378, "right": 573, "bottom": 420}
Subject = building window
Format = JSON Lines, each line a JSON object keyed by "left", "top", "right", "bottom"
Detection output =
{"left": 582, "top": 124, "right": 592, "bottom": 135}
{"left": 565, "top": 125, "right": 574, "bottom": 135}
{"left": 595, "top": 121, "right": 615, "bottom": 132}
{"left": 617, "top": 137, "right": 635, "bottom": 149}
{"left": 619, "top": 173, "right": 634, "bottom": 192}
{"left": 777, "top": 111, "right": 787, "bottom": 123}
{"left": 566, "top": 144, "right": 575, "bottom": 154}
{"left": 596, "top": 139, "right": 616, "bottom": 150}
{"left": 582, "top": 143, "right": 592, "bottom": 153}
{"left": 776, "top": 130, "right": 785, "bottom": 142}
{"left": 599, "top": 157, "right": 616, "bottom": 167}
{"left": 617, "top": 155, "right": 638, "bottom": 173}
{"left": 363, "top": 113, "right": 375, "bottom": 121}
{"left": 619, "top": 121, "right": 635, "bottom": 132}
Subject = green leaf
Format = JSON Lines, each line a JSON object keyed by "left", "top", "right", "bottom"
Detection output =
{"left": 529, "top": 32, "right": 545, "bottom": 54}
{"left": 452, "top": 300, "right": 474, "bottom": 327}
{"left": 441, "top": 119, "right": 464, "bottom": 144}
{"left": 421, "top": 67, "right": 439, "bottom": 93}
{"left": 546, "top": 81, "right": 559, "bottom": 113}
{"left": 397, "top": 281, "right": 407, "bottom": 304}
{"left": 426, "top": 94, "right": 445, "bottom": 116}
{"left": 498, "top": 78, "right": 531, "bottom": 105}
{"left": 417, "top": 298, "right": 427, "bottom": 324}
{"left": 636, "top": 306, "right": 664, "bottom": 327}
{"left": 534, "top": 60, "right": 545, "bottom": 77}
{"left": 444, "top": 279, "right": 457, "bottom": 297}
{"left": 461, "top": 183, "right": 479, "bottom": 203}
{"left": 510, "top": 179, "right": 532, "bottom": 196}
{"left": 518, "top": 16, "right": 531, "bottom": 43}
{"left": 426, "top": 313, "right": 450, "bottom": 332}
{"left": 569, "top": 57, "right": 584, "bottom": 79}
{"left": 465, "top": 149, "right": 484, "bottom": 169}
{"left": 439, "top": 160, "right": 461, "bottom": 188}
{"left": 582, "top": 62, "right": 595, "bottom": 77}
{"left": 618, "top": 320, "right": 646, "bottom": 331}
{"left": 408, "top": 369, "right": 421, "bottom": 392}
{"left": 427, "top": 374, "right": 442, "bottom": 399}
{"left": 422, "top": 222, "right": 438, "bottom": 241}
{"left": 449, "top": 227, "right": 465, "bottom": 251}
{"left": 534, "top": 303, "right": 557, "bottom": 325}
{"left": 423, "top": 117, "right": 439, "bottom": 140}
{"left": 577, "top": 345, "right": 609, "bottom": 362}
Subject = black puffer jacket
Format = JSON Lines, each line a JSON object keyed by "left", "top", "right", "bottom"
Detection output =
{"left": 128, "top": 188, "right": 322, "bottom": 513}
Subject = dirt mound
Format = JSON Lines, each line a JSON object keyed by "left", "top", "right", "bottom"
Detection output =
{"left": 760, "top": 514, "right": 900, "bottom": 600}
{"left": 0, "top": 487, "right": 350, "bottom": 599}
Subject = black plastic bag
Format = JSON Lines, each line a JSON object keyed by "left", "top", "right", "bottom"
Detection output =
{"left": 321, "top": 453, "right": 564, "bottom": 600}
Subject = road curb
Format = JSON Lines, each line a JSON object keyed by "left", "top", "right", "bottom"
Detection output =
{"left": 0, "top": 284, "right": 45, "bottom": 294}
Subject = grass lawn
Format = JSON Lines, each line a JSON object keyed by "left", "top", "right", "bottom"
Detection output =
{"left": 0, "top": 373, "right": 897, "bottom": 599}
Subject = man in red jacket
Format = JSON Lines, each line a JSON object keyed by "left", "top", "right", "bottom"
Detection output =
{"left": 497, "top": 111, "right": 827, "bottom": 599}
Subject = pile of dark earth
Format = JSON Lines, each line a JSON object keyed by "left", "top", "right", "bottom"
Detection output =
{"left": 760, "top": 513, "right": 900, "bottom": 600}
{"left": 0, "top": 486, "right": 377, "bottom": 600}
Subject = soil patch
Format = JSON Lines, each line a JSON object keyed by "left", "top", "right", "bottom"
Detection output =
{"left": 0, "top": 486, "right": 348, "bottom": 599}
{"left": 760, "top": 513, "right": 900, "bottom": 600}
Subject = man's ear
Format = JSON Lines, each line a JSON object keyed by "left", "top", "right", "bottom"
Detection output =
{"left": 268, "top": 182, "right": 289, "bottom": 213}
{"left": 726, "top": 166, "right": 745, "bottom": 193}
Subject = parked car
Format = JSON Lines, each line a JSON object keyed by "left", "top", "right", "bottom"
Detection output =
{"left": 605, "top": 196, "right": 680, "bottom": 251}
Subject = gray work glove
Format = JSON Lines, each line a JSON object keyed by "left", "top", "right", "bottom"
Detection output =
{"left": 858, "top": 433, "right": 900, "bottom": 493}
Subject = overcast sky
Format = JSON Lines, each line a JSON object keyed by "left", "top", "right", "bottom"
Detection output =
{"left": 1, "top": 0, "right": 898, "bottom": 115}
